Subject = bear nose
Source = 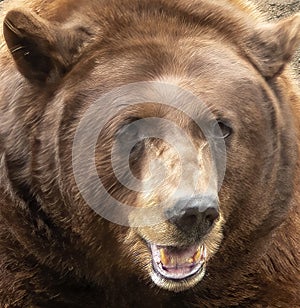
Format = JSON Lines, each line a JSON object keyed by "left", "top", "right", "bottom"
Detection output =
{"left": 166, "top": 195, "right": 219, "bottom": 234}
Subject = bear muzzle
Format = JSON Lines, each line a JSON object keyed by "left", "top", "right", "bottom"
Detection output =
{"left": 144, "top": 194, "right": 219, "bottom": 291}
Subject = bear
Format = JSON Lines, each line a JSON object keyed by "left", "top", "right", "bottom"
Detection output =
{"left": 0, "top": 0, "right": 300, "bottom": 307}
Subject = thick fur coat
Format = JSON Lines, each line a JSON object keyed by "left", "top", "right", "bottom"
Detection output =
{"left": 0, "top": 0, "right": 299, "bottom": 307}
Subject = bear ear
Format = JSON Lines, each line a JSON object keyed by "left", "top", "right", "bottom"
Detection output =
{"left": 246, "top": 13, "right": 300, "bottom": 79}
{"left": 3, "top": 9, "right": 86, "bottom": 84}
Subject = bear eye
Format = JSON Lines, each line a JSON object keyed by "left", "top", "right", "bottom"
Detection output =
{"left": 212, "top": 120, "right": 232, "bottom": 139}
{"left": 117, "top": 122, "right": 140, "bottom": 143}
{"left": 116, "top": 122, "right": 145, "bottom": 157}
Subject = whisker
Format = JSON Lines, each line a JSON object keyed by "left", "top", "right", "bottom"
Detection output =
{"left": 3, "top": 19, "right": 22, "bottom": 36}
{"left": 10, "top": 45, "right": 27, "bottom": 54}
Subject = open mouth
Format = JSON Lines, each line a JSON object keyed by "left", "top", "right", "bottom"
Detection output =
{"left": 150, "top": 243, "right": 207, "bottom": 280}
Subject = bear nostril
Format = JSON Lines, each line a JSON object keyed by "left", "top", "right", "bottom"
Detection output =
{"left": 204, "top": 207, "right": 220, "bottom": 227}
{"left": 180, "top": 208, "right": 199, "bottom": 227}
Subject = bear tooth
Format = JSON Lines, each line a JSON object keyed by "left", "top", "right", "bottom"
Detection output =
{"left": 200, "top": 245, "right": 207, "bottom": 261}
{"left": 160, "top": 249, "right": 168, "bottom": 265}
{"left": 193, "top": 248, "right": 201, "bottom": 262}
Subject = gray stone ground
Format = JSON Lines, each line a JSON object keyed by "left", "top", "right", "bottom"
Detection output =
{"left": 253, "top": 0, "right": 300, "bottom": 80}
{"left": 253, "top": 0, "right": 300, "bottom": 19}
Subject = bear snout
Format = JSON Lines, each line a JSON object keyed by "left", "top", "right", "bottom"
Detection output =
{"left": 165, "top": 195, "right": 219, "bottom": 235}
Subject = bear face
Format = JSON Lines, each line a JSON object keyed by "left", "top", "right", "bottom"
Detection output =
{"left": 51, "top": 32, "right": 298, "bottom": 293}
{"left": 0, "top": 0, "right": 300, "bottom": 306}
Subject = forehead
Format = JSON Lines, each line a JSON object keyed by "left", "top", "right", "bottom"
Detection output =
{"left": 91, "top": 37, "right": 256, "bottom": 78}
{"left": 65, "top": 37, "right": 264, "bottom": 121}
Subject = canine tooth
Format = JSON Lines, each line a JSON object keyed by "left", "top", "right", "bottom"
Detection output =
{"left": 193, "top": 248, "right": 201, "bottom": 262}
{"left": 200, "top": 245, "right": 204, "bottom": 254}
{"left": 160, "top": 249, "right": 168, "bottom": 265}
{"left": 201, "top": 245, "right": 207, "bottom": 261}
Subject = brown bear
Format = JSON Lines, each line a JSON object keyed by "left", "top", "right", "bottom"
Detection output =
{"left": 0, "top": 0, "right": 300, "bottom": 307}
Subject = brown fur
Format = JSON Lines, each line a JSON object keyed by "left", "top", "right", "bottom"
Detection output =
{"left": 0, "top": 0, "right": 300, "bottom": 307}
